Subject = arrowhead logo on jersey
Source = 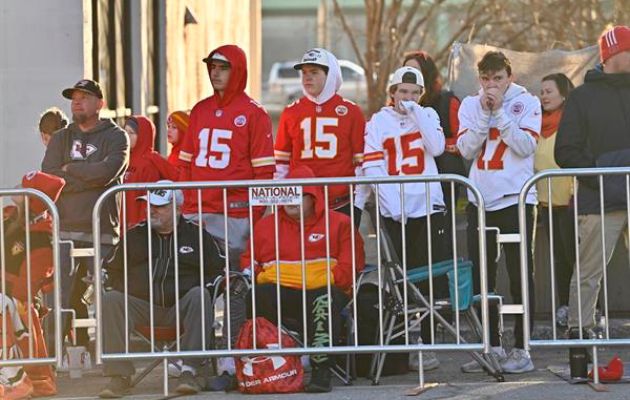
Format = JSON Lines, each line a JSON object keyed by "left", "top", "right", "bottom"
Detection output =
{"left": 24, "top": 170, "right": 38, "bottom": 180}
{"left": 335, "top": 105, "right": 348, "bottom": 116}
{"left": 511, "top": 102, "right": 524, "bottom": 115}
{"left": 179, "top": 246, "right": 194, "bottom": 254}
{"left": 70, "top": 140, "right": 97, "bottom": 160}
{"left": 11, "top": 241, "right": 25, "bottom": 256}
{"left": 308, "top": 233, "right": 325, "bottom": 242}
{"left": 234, "top": 115, "right": 247, "bottom": 127}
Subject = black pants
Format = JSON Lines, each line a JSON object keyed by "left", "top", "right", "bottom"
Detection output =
{"left": 383, "top": 212, "right": 451, "bottom": 345}
{"left": 246, "top": 284, "right": 348, "bottom": 366}
{"left": 540, "top": 206, "right": 576, "bottom": 306}
{"left": 466, "top": 204, "right": 535, "bottom": 349}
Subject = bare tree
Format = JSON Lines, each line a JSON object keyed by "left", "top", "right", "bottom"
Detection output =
{"left": 332, "top": 0, "right": 620, "bottom": 115}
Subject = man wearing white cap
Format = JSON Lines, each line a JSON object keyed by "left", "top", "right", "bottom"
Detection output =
{"left": 274, "top": 48, "right": 366, "bottom": 223}
{"left": 98, "top": 181, "right": 224, "bottom": 397}
{"left": 361, "top": 66, "right": 449, "bottom": 371}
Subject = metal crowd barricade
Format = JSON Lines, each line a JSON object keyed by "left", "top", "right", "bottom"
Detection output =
{"left": 92, "top": 175, "right": 491, "bottom": 394}
{"left": 0, "top": 188, "right": 62, "bottom": 368}
{"left": 519, "top": 167, "right": 630, "bottom": 386}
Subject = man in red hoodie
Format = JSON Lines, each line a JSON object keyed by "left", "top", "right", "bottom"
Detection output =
{"left": 241, "top": 165, "right": 365, "bottom": 392}
{"left": 123, "top": 115, "right": 178, "bottom": 228}
{"left": 178, "top": 44, "right": 275, "bottom": 361}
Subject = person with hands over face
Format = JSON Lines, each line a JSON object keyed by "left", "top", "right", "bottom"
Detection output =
{"left": 362, "top": 66, "right": 449, "bottom": 371}
{"left": 457, "top": 51, "right": 541, "bottom": 374}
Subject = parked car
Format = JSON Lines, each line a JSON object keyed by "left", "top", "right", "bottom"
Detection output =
{"left": 262, "top": 59, "right": 367, "bottom": 110}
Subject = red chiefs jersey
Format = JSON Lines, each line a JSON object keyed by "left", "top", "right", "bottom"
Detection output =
{"left": 274, "top": 95, "right": 365, "bottom": 208}
{"left": 179, "top": 93, "right": 275, "bottom": 217}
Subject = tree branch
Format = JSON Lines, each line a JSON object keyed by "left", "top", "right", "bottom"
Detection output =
{"left": 332, "top": 0, "right": 367, "bottom": 68}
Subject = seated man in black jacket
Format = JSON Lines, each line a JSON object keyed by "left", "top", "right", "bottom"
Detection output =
{"left": 98, "top": 182, "right": 224, "bottom": 398}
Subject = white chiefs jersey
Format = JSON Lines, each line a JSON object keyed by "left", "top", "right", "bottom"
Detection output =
{"left": 456, "top": 83, "right": 541, "bottom": 211}
{"left": 363, "top": 105, "right": 445, "bottom": 220}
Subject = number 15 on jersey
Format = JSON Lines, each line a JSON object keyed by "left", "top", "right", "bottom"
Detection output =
{"left": 195, "top": 128, "right": 233, "bottom": 169}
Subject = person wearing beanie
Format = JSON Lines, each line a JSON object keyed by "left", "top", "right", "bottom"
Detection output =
{"left": 555, "top": 25, "right": 630, "bottom": 349}
{"left": 0, "top": 171, "right": 65, "bottom": 399}
{"left": 166, "top": 110, "right": 190, "bottom": 167}
{"left": 123, "top": 115, "right": 178, "bottom": 228}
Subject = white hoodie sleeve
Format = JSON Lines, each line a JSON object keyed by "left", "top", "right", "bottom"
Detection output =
{"left": 363, "top": 118, "right": 401, "bottom": 220}
{"left": 405, "top": 102, "right": 445, "bottom": 157}
{"left": 456, "top": 97, "right": 491, "bottom": 160}
{"left": 495, "top": 95, "right": 540, "bottom": 158}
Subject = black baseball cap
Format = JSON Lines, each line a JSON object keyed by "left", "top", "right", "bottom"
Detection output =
{"left": 62, "top": 79, "right": 103, "bottom": 99}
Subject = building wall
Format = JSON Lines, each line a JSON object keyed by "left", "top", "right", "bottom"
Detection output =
{"left": 0, "top": 0, "right": 262, "bottom": 188}
{"left": 166, "top": 0, "right": 262, "bottom": 113}
{"left": 0, "top": 0, "right": 88, "bottom": 188}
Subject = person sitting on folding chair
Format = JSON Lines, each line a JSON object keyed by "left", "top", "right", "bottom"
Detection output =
{"left": 361, "top": 66, "right": 451, "bottom": 372}
{"left": 241, "top": 165, "right": 365, "bottom": 393}
{"left": 98, "top": 182, "right": 224, "bottom": 398}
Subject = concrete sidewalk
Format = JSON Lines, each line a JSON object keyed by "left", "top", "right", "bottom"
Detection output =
{"left": 52, "top": 347, "right": 630, "bottom": 399}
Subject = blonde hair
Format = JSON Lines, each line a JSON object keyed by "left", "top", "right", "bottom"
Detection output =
{"left": 39, "top": 107, "right": 68, "bottom": 135}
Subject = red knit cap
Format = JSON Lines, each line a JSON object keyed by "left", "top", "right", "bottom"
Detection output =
{"left": 21, "top": 171, "right": 66, "bottom": 215}
{"left": 599, "top": 26, "right": 630, "bottom": 63}
{"left": 168, "top": 111, "right": 190, "bottom": 134}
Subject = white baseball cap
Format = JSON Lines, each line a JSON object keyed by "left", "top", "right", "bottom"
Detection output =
{"left": 388, "top": 66, "right": 424, "bottom": 90}
{"left": 202, "top": 51, "right": 229, "bottom": 64}
{"left": 137, "top": 180, "right": 184, "bottom": 206}
{"left": 293, "top": 48, "right": 331, "bottom": 70}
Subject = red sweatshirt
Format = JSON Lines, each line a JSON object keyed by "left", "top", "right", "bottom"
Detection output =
{"left": 123, "top": 115, "right": 178, "bottom": 228}
{"left": 241, "top": 166, "right": 365, "bottom": 292}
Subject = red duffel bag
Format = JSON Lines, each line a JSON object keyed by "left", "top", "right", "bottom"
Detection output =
{"left": 235, "top": 317, "right": 304, "bottom": 394}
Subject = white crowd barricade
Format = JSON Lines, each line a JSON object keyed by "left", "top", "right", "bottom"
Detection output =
{"left": 0, "top": 188, "right": 62, "bottom": 368}
{"left": 91, "top": 175, "right": 494, "bottom": 393}
{"left": 519, "top": 167, "right": 630, "bottom": 385}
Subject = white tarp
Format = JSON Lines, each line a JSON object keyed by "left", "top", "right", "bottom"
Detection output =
{"left": 446, "top": 42, "right": 599, "bottom": 99}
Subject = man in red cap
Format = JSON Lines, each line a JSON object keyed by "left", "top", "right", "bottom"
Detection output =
{"left": 555, "top": 25, "right": 630, "bottom": 375}
{"left": 177, "top": 45, "right": 275, "bottom": 368}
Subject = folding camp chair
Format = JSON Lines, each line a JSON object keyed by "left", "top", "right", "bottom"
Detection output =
{"left": 366, "top": 223, "right": 504, "bottom": 384}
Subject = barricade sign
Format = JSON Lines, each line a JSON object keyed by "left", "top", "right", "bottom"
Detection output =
{"left": 249, "top": 186, "right": 303, "bottom": 206}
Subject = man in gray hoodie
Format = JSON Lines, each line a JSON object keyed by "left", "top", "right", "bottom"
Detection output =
{"left": 42, "top": 79, "right": 129, "bottom": 346}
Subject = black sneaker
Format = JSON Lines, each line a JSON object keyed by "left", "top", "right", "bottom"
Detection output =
{"left": 98, "top": 376, "right": 131, "bottom": 398}
{"left": 175, "top": 371, "right": 202, "bottom": 395}
{"left": 305, "top": 366, "right": 332, "bottom": 393}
